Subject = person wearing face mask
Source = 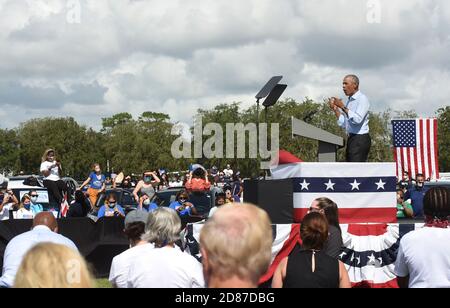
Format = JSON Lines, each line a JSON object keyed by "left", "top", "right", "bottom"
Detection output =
{"left": 139, "top": 193, "right": 158, "bottom": 213}
{"left": 27, "top": 190, "right": 44, "bottom": 216}
{"left": 39, "top": 149, "right": 68, "bottom": 212}
{"left": 97, "top": 193, "right": 125, "bottom": 218}
{"left": 79, "top": 163, "right": 106, "bottom": 209}
{"left": 16, "top": 194, "right": 34, "bottom": 219}
{"left": 133, "top": 171, "right": 160, "bottom": 203}
{"left": 0, "top": 188, "right": 19, "bottom": 220}
{"left": 169, "top": 191, "right": 197, "bottom": 217}
{"left": 404, "top": 174, "right": 430, "bottom": 219}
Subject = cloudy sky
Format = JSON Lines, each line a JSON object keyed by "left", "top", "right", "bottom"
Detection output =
{"left": 0, "top": 0, "right": 449, "bottom": 130}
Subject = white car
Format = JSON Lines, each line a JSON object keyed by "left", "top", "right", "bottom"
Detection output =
{"left": 7, "top": 175, "right": 79, "bottom": 209}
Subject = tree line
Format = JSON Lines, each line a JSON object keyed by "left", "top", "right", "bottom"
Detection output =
{"left": 0, "top": 100, "right": 448, "bottom": 180}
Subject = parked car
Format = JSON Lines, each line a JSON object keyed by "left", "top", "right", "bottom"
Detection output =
{"left": 7, "top": 175, "right": 79, "bottom": 210}
{"left": 151, "top": 187, "right": 214, "bottom": 216}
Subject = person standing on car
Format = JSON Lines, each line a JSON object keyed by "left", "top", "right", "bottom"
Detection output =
{"left": 133, "top": 171, "right": 160, "bottom": 203}
{"left": 39, "top": 149, "right": 68, "bottom": 212}
{"left": 79, "top": 163, "right": 106, "bottom": 208}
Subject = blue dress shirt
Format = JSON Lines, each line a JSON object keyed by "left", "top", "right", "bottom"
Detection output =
{"left": 338, "top": 91, "right": 370, "bottom": 135}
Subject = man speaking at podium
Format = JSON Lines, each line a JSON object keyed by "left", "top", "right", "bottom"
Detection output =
{"left": 329, "top": 75, "right": 371, "bottom": 162}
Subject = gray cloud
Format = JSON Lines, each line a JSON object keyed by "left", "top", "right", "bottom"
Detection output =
{"left": 0, "top": 0, "right": 448, "bottom": 129}
{"left": 0, "top": 81, "right": 107, "bottom": 108}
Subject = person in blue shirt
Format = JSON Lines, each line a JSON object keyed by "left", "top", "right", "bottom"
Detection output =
{"left": 329, "top": 75, "right": 371, "bottom": 162}
{"left": 404, "top": 174, "right": 429, "bottom": 218}
{"left": 139, "top": 193, "right": 158, "bottom": 213}
{"left": 169, "top": 191, "right": 197, "bottom": 217}
{"left": 79, "top": 163, "right": 106, "bottom": 208}
{"left": 28, "top": 190, "right": 44, "bottom": 216}
{"left": 98, "top": 193, "right": 125, "bottom": 218}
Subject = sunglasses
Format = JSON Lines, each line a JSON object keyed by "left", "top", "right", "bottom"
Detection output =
{"left": 30, "top": 195, "right": 39, "bottom": 197}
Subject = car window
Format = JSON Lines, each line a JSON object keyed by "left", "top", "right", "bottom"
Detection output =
{"left": 122, "top": 191, "right": 137, "bottom": 207}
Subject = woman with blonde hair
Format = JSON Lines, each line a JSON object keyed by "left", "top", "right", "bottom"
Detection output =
{"left": 14, "top": 242, "right": 94, "bottom": 288}
{"left": 40, "top": 149, "right": 67, "bottom": 212}
{"left": 16, "top": 194, "right": 34, "bottom": 219}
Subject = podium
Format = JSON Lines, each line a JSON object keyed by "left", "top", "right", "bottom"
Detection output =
{"left": 291, "top": 117, "right": 344, "bottom": 162}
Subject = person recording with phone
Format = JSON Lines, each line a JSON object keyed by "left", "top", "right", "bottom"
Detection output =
{"left": 133, "top": 171, "right": 160, "bottom": 203}
{"left": 40, "top": 149, "right": 68, "bottom": 211}
{"left": 169, "top": 191, "right": 197, "bottom": 216}
{"left": 328, "top": 75, "right": 371, "bottom": 162}
{"left": 97, "top": 193, "right": 125, "bottom": 218}
{"left": 0, "top": 188, "right": 19, "bottom": 220}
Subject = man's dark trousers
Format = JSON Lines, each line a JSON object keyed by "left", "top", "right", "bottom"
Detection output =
{"left": 346, "top": 133, "right": 371, "bottom": 162}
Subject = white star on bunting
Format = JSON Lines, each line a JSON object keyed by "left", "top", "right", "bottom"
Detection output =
{"left": 300, "top": 179, "right": 310, "bottom": 191}
{"left": 324, "top": 179, "right": 336, "bottom": 191}
{"left": 350, "top": 179, "right": 361, "bottom": 191}
{"left": 375, "top": 179, "right": 386, "bottom": 190}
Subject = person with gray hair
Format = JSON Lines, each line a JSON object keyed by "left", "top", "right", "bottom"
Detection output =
{"left": 328, "top": 74, "right": 371, "bottom": 162}
{"left": 126, "top": 207, "right": 204, "bottom": 288}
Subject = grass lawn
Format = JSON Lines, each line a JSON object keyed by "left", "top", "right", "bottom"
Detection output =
{"left": 95, "top": 278, "right": 112, "bottom": 288}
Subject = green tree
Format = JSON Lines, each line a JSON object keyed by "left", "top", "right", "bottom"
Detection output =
{"left": 17, "top": 117, "right": 105, "bottom": 179}
{"left": 0, "top": 129, "right": 20, "bottom": 173}
{"left": 437, "top": 106, "right": 450, "bottom": 172}
{"left": 101, "top": 112, "right": 133, "bottom": 133}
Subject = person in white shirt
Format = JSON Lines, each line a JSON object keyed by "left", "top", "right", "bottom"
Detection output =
{"left": 39, "top": 149, "right": 68, "bottom": 212}
{"left": 395, "top": 187, "right": 450, "bottom": 288}
{"left": 109, "top": 210, "right": 154, "bottom": 288}
{"left": 127, "top": 207, "right": 204, "bottom": 288}
{"left": 0, "top": 212, "right": 77, "bottom": 288}
{"left": 15, "top": 194, "right": 34, "bottom": 219}
{"left": 0, "top": 188, "right": 19, "bottom": 221}
{"left": 223, "top": 164, "right": 234, "bottom": 179}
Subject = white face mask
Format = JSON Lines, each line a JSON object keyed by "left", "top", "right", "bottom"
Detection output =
{"left": 143, "top": 199, "right": 150, "bottom": 206}
{"left": 30, "top": 197, "right": 38, "bottom": 203}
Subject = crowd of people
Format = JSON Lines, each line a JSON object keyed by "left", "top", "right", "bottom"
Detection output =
{"left": 0, "top": 148, "right": 449, "bottom": 288}
{"left": 396, "top": 172, "right": 431, "bottom": 219}
{"left": 0, "top": 149, "right": 244, "bottom": 221}
{"left": 1, "top": 186, "right": 447, "bottom": 288}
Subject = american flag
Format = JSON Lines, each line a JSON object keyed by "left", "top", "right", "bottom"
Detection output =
{"left": 392, "top": 119, "right": 439, "bottom": 180}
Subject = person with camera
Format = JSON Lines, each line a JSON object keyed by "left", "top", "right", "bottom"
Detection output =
{"left": 133, "top": 171, "right": 160, "bottom": 203}
{"left": 0, "top": 188, "right": 19, "bottom": 220}
{"left": 97, "top": 193, "right": 125, "bottom": 218}
{"left": 169, "top": 191, "right": 197, "bottom": 217}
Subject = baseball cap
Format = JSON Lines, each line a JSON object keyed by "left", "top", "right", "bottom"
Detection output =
{"left": 125, "top": 210, "right": 149, "bottom": 228}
